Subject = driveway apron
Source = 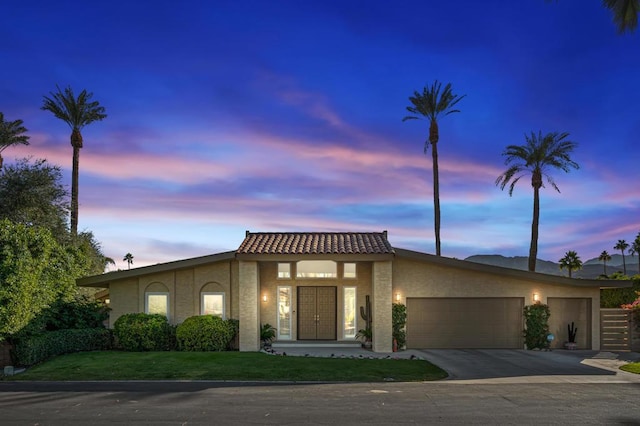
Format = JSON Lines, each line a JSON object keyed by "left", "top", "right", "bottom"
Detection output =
{"left": 419, "top": 349, "right": 640, "bottom": 383}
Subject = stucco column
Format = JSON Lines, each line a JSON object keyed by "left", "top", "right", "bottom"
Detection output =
{"left": 372, "top": 260, "right": 393, "bottom": 352}
{"left": 238, "top": 260, "right": 260, "bottom": 351}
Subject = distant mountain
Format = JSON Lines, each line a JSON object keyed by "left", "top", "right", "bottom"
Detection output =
{"left": 464, "top": 254, "right": 639, "bottom": 279}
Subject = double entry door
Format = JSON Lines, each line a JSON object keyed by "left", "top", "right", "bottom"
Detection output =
{"left": 297, "top": 286, "right": 336, "bottom": 340}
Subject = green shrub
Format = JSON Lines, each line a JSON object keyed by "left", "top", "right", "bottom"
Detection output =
{"left": 13, "top": 328, "right": 112, "bottom": 366}
{"left": 601, "top": 278, "right": 640, "bottom": 308}
{"left": 227, "top": 319, "right": 239, "bottom": 350}
{"left": 523, "top": 303, "right": 550, "bottom": 350}
{"left": 392, "top": 303, "right": 407, "bottom": 349}
{"left": 176, "top": 316, "right": 235, "bottom": 351}
{"left": 113, "top": 313, "right": 175, "bottom": 352}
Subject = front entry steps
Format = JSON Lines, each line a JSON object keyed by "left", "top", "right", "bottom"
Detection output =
{"left": 272, "top": 340, "right": 361, "bottom": 349}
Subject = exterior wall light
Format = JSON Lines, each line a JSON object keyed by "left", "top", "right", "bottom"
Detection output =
{"left": 262, "top": 294, "right": 268, "bottom": 303}
{"left": 533, "top": 293, "right": 540, "bottom": 303}
{"left": 395, "top": 293, "right": 401, "bottom": 302}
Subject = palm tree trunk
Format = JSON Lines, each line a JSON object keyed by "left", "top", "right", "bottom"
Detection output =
{"left": 70, "top": 129, "right": 83, "bottom": 238}
{"left": 430, "top": 126, "right": 441, "bottom": 257}
{"left": 529, "top": 186, "right": 540, "bottom": 272}
{"left": 71, "top": 144, "right": 80, "bottom": 237}
{"left": 622, "top": 251, "right": 627, "bottom": 275}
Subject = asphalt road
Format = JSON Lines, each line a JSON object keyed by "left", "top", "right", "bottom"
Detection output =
{"left": 2, "top": 350, "right": 640, "bottom": 425}
{"left": 1, "top": 381, "right": 640, "bottom": 425}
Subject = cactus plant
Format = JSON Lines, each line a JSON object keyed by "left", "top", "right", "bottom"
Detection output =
{"left": 567, "top": 322, "right": 577, "bottom": 343}
{"left": 360, "top": 295, "right": 372, "bottom": 334}
{"left": 356, "top": 295, "right": 372, "bottom": 347}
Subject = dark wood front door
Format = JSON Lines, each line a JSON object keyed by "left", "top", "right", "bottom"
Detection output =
{"left": 297, "top": 287, "right": 336, "bottom": 340}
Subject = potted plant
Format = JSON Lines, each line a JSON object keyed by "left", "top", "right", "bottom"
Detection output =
{"left": 564, "top": 321, "right": 578, "bottom": 350}
{"left": 260, "top": 323, "right": 276, "bottom": 349}
{"left": 356, "top": 327, "right": 372, "bottom": 349}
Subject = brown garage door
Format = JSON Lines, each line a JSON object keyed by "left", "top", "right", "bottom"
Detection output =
{"left": 406, "top": 297, "right": 524, "bottom": 349}
{"left": 547, "top": 298, "right": 592, "bottom": 349}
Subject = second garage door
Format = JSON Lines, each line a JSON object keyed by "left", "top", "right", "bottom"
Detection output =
{"left": 406, "top": 297, "right": 524, "bottom": 349}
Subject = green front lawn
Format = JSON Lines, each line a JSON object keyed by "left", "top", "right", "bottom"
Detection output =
{"left": 620, "top": 362, "right": 640, "bottom": 374}
{"left": 5, "top": 351, "right": 447, "bottom": 382}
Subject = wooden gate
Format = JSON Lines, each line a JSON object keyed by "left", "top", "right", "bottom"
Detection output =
{"left": 600, "top": 308, "right": 631, "bottom": 351}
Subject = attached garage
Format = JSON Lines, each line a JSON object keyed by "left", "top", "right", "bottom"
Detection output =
{"left": 406, "top": 297, "right": 524, "bottom": 349}
{"left": 547, "top": 297, "right": 592, "bottom": 349}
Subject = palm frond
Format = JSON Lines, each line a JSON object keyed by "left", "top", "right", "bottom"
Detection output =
{"left": 0, "top": 112, "right": 30, "bottom": 151}
{"left": 603, "top": 0, "right": 639, "bottom": 33}
{"left": 497, "top": 130, "right": 579, "bottom": 195}
{"left": 41, "top": 85, "right": 107, "bottom": 130}
{"left": 403, "top": 80, "right": 465, "bottom": 122}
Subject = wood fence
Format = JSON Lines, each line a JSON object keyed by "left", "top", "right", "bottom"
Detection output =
{"left": 600, "top": 308, "right": 632, "bottom": 351}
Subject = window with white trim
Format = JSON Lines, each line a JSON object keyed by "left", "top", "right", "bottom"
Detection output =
{"left": 277, "top": 286, "right": 292, "bottom": 340}
{"left": 146, "top": 292, "right": 169, "bottom": 318}
{"left": 343, "top": 263, "right": 356, "bottom": 278}
{"left": 296, "top": 260, "right": 337, "bottom": 278}
{"left": 343, "top": 287, "right": 357, "bottom": 339}
{"left": 278, "top": 263, "right": 291, "bottom": 279}
{"left": 201, "top": 292, "right": 225, "bottom": 318}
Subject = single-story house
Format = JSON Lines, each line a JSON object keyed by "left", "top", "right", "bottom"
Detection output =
{"left": 77, "top": 231, "right": 629, "bottom": 352}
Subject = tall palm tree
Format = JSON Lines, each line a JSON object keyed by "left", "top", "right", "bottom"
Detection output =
{"left": 599, "top": 250, "right": 612, "bottom": 276}
{"left": 0, "top": 112, "right": 30, "bottom": 169}
{"left": 603, "top": 0, "right": 639, "bottom": 33}
{"left": 41, "top": 86, "right": 107, "bottom": 237}
{"left": 496, "top": 131, "right": 579, "bottom": 272}
{"left": 403, "top": 80, "right": 465, "bottom": 256}
{"left": 559, "top": 250, "right": 582, "bottom": 278}
{"left": 123, "top": 253, "right": 134, "bottom": 270}
{"left": 614, "top": 239, "right": 629, "bottom": 275}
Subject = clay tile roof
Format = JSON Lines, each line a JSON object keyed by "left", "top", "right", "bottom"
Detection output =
{"left": 237, "top": 232, "right": 394, "bottom": 255}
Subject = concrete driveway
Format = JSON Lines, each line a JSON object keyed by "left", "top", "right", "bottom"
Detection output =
{"left": 419, "top": 349, "right": 640, "bottom": 383}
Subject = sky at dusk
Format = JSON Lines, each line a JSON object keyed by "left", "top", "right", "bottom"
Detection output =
{"left": 1, "top": 1, "right": 639, "bottom": 269}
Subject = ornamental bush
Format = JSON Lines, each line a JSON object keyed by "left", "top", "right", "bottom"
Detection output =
{"left": 392, "top": 303, "right": 407, "bottom": 349}
{"left": 113, "top": 313, "right": 175, "bottom": 351}
{"left": 176, "top": 315, "right": 235, "bottom": 351}
{"left": 13, "top": 328, "right": 112, "bottom": 366}
{"left": 523, "top": 303, "right": 551, "bottom": 350}
{"left": 601, "top": 278, "right": 640, "bottom": 308}
{"left": 621, "top": 291, "right": 640, "bottom": 330}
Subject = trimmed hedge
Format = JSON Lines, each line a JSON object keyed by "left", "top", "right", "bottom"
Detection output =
{"left": 601, "top": 278, "right": 640, "bottom": 308}
{"left": 113, "top": 313, "right": 175, "bottom": 352}
{"left": 176, "top": 315, "right": 235, "bottom": 351}
{"left": 524, "top": 303, "right": 550, "bottom": 350}
{"left": 13, "top": 328, "right": 112, "bottom": 366}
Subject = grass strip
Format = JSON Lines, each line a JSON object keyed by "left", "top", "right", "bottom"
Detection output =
{"left": 5, "top": 351, "right": 447, "bottom": 382}
{"left": 620, "top": 362, "right": 640, "bottom": 374}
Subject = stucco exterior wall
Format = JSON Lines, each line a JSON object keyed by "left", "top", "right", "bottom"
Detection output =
{"left": 106, "top": 260, "right": 236, "bottom": 327}
{"left": 392, "top": 257, "right": 601, "bottom": 349}
{"left": 108, "top": 278, "right": 139, "bottom": 327}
